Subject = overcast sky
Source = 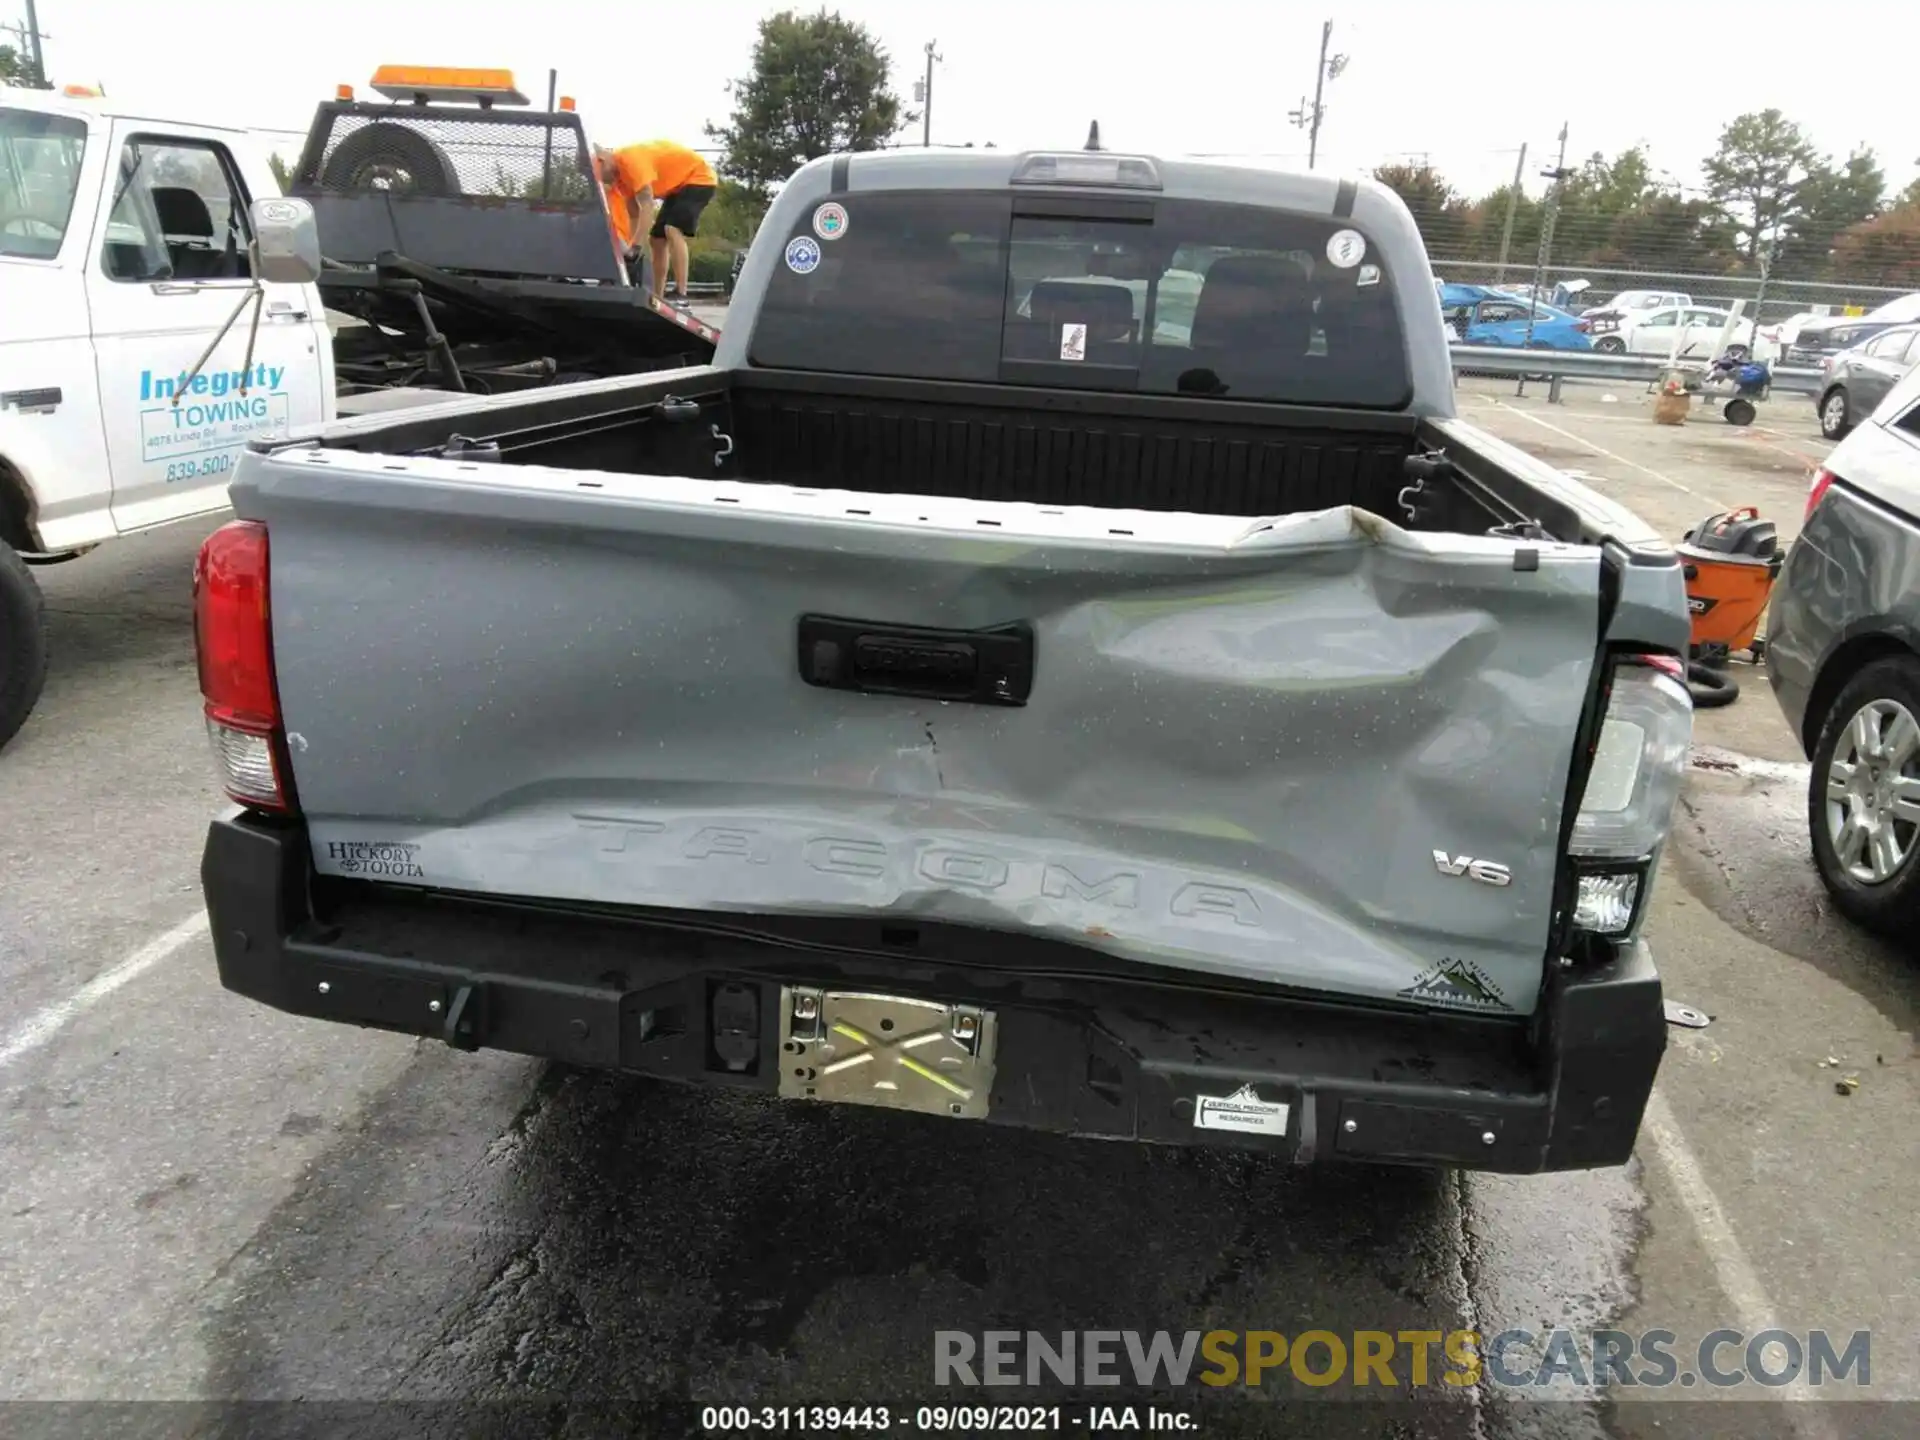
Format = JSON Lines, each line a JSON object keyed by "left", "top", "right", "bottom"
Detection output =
{"left": 26, "top": 0, "right": 1920, "bottom": 202}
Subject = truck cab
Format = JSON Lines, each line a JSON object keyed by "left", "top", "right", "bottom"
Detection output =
{"left": 0, "top": 85, "right": 335, "bottom": 746}
{"left": 1, "top": 86, "right": 334, "bottom": 553}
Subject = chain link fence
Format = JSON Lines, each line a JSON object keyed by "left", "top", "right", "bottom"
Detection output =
{"left": 1431, "top": 259, "right": 1909, "bottom": 324}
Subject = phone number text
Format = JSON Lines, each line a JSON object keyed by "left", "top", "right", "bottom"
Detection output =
{"left": 163, "top": 451, "right": 235, "bottom": 483}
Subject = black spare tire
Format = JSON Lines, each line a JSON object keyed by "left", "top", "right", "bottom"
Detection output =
{"left": 318, "top": 122, "right": 459, "bottom": 197}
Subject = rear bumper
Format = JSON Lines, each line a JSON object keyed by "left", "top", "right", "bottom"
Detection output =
{"left": 201, "top": 813, "right": 1666, "bottom": 1173}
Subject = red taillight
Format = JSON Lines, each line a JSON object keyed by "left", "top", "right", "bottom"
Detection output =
{"left": 193, "top": 520, "right": 291, "bottom": 811}
{"left": 1575, "top": 319, "right": 1591, "bottom": 333}
{"left": 1805, "top": 467, "right": 1835, "bottom": 522}
{"left": 1630, "top": 653, "right": 1686, "bottom": 680}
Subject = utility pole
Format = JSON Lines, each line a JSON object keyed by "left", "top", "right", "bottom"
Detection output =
{"left": 1493, "top": 143, "right": 1528, "bottom": 285}
{"left": 1286, "top": 21, "right": 1348, "bottom": 170}
{"left": 4, "top": 0, "right": 50, "bottom": 86}
{"left": 1521, "top": 123, "right": 1572, "bottom": 357}
{"left": 1306, "top": 20, "right": 1330, "bottom": 170}
{"left": 1750, "top": 236, "right": 1777, "bottom": 348}
{"left": 916, "top": 41, "right": 942, "bottom": 148}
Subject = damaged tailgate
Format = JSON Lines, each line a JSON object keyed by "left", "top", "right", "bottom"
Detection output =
{"left": 244, "top": 455, "right": 1603, "bottom": 1018}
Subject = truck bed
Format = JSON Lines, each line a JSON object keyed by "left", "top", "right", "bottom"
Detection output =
{"left": 308, "top": 366, "right": 1631, "bottom": 541}
{"left": 229, "top": 364, "right": 1671, "bottom": 1018}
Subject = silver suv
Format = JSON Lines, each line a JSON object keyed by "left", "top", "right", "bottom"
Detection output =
{"left": 1769, "top": 361, "right": 1920, "bottom": 932}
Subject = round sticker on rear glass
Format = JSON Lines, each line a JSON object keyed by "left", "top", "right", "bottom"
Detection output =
{"left": 785, "top": 235, "right": 822, "bottom": 274}
{"left": 813, "top": 202, "right": 848, "bottom": 240}
{"left": 1326, "top": 228, "right": 1367, "bottom": 268}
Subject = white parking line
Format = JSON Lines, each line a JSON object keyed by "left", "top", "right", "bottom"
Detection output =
{"left": 0, "top": 910, "right": 209, "bottom": 1072}
{"left": 1487, "top": 400, "right": 1724, "bottom": 504}
{"left": 1642, "top": 1091, "right": 1840, "bottom": 1436}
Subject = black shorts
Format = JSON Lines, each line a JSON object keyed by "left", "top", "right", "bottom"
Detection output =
{"left": 651, "top": 184, "right": 715, "bottom": 239}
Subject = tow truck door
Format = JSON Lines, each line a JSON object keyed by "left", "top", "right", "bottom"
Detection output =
{"left": 0, "top": 97, "right": 113, "bottom": 554}
{"left": 84, "top": 119, "right": 327, "bottom": 535}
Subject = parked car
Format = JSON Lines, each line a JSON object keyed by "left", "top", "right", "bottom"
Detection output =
{"left": 1593, "top": 305, "right": 1774, "bottom": 363}
{"left": 194, "top": 146, "right": 1691, "bottom": 1175}
{"left": 1789, "top": 292, "right": 1920, "bottom": 365}
{"left": 1815, "top": 325, "right": 1920, "bottom": 439}
{"left": 1580, "top": 288, "right": 1691, "bottom": 324}
{"left": 1758, "top": 310, "right": 1822, "bottom": 353}
{"left": 1768, "top": 361, "right": 1920, "bottom": 934}
{"left": 1441, "top": 287, "right": 1594, "bottom": 351}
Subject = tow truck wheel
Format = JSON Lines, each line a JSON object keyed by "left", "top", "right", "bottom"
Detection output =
{"left": 0, "top": 545, "right": 49, "bottom": 752}
{"left": 318, "top": 123, "right": 459, "bottom": 198}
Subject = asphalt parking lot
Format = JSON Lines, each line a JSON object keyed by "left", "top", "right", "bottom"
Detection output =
{"left": 0, "top": 374, "right": 1914, "bottom": 1438}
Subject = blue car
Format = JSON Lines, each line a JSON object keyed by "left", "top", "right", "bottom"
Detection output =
{"left": 1439, "top": 284, "right": 1594, "bottom": 352}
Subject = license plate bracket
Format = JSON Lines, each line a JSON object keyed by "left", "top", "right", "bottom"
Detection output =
{"left": 777, "top": 987, "right": 997, "bottom": 1119}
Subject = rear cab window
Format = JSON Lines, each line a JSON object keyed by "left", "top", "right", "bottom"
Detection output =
{"left": 748, "top": 189, "right": 1413, "bottom": 408}
{"left": 0, "top": 107, "right": 88, "bottom": 260}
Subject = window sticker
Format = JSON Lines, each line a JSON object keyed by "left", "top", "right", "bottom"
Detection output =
{"left": 785, "top": 235, "right": 822, "bottom": 274}
{"left": 812, "top": 202, "right": 848, "bottom": 240}
{"left": 1326, "top": 228, "right": 1367, "bottom": 268}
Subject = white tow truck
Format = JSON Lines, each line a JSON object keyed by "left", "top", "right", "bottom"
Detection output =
{"left": 0, "top": 83, "right": 338, "bottom": 747}
{"left": 0, "top": 71, "right": 718, "bottom": 749}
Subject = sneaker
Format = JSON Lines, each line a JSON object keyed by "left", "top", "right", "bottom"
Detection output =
{"left": 669, "top": 294, "right": 691, "bottom": 310}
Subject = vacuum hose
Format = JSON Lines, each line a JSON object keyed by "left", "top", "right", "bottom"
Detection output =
{"left": 1686, "top": 658, "right": 1740, "bottom": 708}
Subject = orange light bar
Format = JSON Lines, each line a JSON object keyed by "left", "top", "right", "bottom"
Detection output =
{"left": 336, "top": 83, "right": 355, "bottom": 100}
{"left": 62, "top": 84, "right": 102, "bottom": 98}
{"left": 368, "top": 64, "right": 530, "bottom": 106}
{"left": 558, "top": 95, "right": 577, "bottom": 112}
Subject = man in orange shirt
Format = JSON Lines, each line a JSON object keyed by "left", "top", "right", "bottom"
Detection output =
{"left": 595, "top": 140, "right": 718, "bottom": 306}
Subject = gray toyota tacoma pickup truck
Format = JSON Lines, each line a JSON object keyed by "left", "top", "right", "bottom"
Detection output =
{"left": 196, "top": 147, "right": 1692, "bottom": 1172}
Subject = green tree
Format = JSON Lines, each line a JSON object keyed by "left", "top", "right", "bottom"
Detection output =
{"left": 1830, "top": 203, "right": 1920, "bottom": 288}
{"left": 1, "top": 42, "right": 49, "bottom": 88}
{"left": 267, "top": 154, "right": 291, "bottom": 193}
{"left": 1460, "top": 184, "right": 1544, "bottom": 268}
{"left": 1702, "top": 109, "right": 1819, "bottom": 264}
{"left": 1783, "top": 148, "right": 1886, "bottom": 273}
{"left": 1551, "top": 148, "right": 1662, "bottom": 263}
{"left": 706, "top": 8, "right": 905, "bottom": 200}
{"left": 1372, "top": 163, "right": 1474, "bottom": 253}
{"left": 1604, "top": 192, "right": 1736, "bottom": 273}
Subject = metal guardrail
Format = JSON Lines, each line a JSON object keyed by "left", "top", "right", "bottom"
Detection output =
{"left": 1448, "top": 343, "right": 1825, "bottom": 399}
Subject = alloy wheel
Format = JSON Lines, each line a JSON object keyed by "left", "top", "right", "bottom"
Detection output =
{"left": 1825, "top": 698, "right": 1920, "bottom": 885}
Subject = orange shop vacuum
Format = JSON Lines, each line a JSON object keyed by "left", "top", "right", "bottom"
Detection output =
{"left": 1677, "top": 506, "right": 1782, "bottom": 708}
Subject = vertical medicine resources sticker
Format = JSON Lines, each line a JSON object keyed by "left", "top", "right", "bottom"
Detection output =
{"left": 1193, "top": 1084, "right": 1290, "bottom": 1136}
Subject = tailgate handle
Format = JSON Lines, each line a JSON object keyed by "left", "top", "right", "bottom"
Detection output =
{"left": 798, "top": 615, "right": 1034, "bottom": 707}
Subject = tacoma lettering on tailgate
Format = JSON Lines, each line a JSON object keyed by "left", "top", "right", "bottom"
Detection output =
{"left": 572, "top": 815, "right": 1264, "bottom": 928}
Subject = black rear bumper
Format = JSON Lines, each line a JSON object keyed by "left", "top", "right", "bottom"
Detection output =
{"left": 201, "top": 813, "right": 1666, "bottom": 1173}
